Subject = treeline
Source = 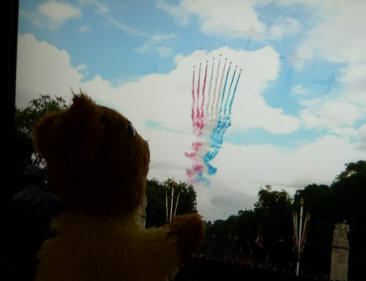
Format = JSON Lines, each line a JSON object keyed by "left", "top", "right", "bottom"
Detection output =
{"left": 200, "top": 161, "right": 366, "bottom": 280}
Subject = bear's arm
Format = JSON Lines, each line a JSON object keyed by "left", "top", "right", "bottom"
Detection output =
{"left": 127, "top": 227, "right": 181, "bottom": 281}
{"left": 125, "top": 214, "right": 204, "bottom": 281}
{"left": 166, "top": 213, "right": 206, "bottom": 263}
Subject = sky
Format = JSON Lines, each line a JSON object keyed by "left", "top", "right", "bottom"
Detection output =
{"left": 16, "top": 0, "right": 366, "bottom": 220}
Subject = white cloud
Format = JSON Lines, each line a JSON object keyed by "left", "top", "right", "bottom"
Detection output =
{"left": 155, "top": 0, "right": 190, "bottom": 25}
{"left": 16, "top": 34, "right": 366, "bottom": 220}
{"left": 357, "top": 124, "right": 366, "bottom": 150}
{"left": 196, "top": 185, "right": 257, "bottom": 220}
{"left": 297, "top": 61, "right": 366, "bottom": 135}
{"left": 268, "top": 17, "right": 302, "bottom": 39}
{"left": 79, "top": 25, "right": 91, "bottom": 33}
{"left": 105, "top": 16, "right": 146, "bottom": 37}
{"left": 134, "top": 34, "right": 176, "bottom": 56}
{"left": 339, "top": 63, "right": 366, "bottom": 106}
{"left": 19, "top": 9, "right": 42, "bottom": 27}
{"left": 216, "top": 135, "right": 365, "bottom": 191}
{"left": 291, "top": 84, "right": 309, "bottom": 96}
{"left": 38, "top": 1, "right": 81, "bottom": 29}
{"left": 16, "top": 34, "right": 83, "bottom": 108}
{"left": 156, "top": 47, "right": 173, "bottom": 57}
{"left": 157, "top": 0, "right": 266, "bottom": 39}
{"left": 75, "top": 64, "right": 89, "bottom": 79}
{"left": 77, "top": 0, "right": 110, "bottom": 15}
{"left": 156, "top": 0, "right": 302, "bottom": 40}
{"left": 294, "top": 0, "right": 366, "bottom": 64}
{"left": 183, "top": 0, "right": 266, "bottom": 38}
{"left": 300, "top": 99, "right": 364, "bottom": 130}
{"left": 74, "top": 1, "right": 176, "bottom": 57}
{"left": 285, "top": 0, "right": 366, "bottom": 137}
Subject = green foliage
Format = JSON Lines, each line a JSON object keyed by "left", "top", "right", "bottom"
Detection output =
{"left": 145, "top": 178, "right": 198, "bottom": 228}
{"left": 331, "top": 161, "right": 366, "bottom": 278}
{"left": 291, "top": 161, "right": 366, "bottom": 277}
{"left": 254, "top": 186, "right": 293, "bottom": 266}
{"left": 15, "top": 94, "right": 67, "bottom": 137}
{"left": 14, "top": 94, "right": 68, "bottom": 192}
{"left": 334, "top": 160, "right": 366, "bottom": 182}
{"left": 294, "top": 184, "right": 334, "bottom": 275}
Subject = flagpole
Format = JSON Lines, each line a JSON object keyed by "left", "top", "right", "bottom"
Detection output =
{"left": 165, "top": 190, "right": 169, "bottom": 223}
{"left": 173, "top": 191, "right": 180, "bottom": 218}
{"left": 169, "top": 181, "right": 175, "bottom": 222}
{"left": 296, "top": 198, "right": 304, "bottom": 276}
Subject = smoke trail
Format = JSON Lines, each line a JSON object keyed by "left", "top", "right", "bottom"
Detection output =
{"left": 224, "top": 65, "right": 237, "bottom": 115}
{"left": 185, "top": 140, "right": 204, "bottom": 181}
{"left": 203, "top": 65, "right": 242, "bottom": 175}
{"left": 199, "top": 61, "right": 208, "bottom": 131}
{"left": 204, "top": 58, "right": 215, "bottom": 136}
{"left": 203, "top": 116, "right": 231, "bottom": 175}
{"left": 228, "top": 69, "right": 242, "bottom": 115}
{"left": 210, "top": 62, "right": 231, "bottom": 144}
{"left": 186, "top": 62, "right": 205, "bottom": 182}
{"left": 211, "top": 55, "right": 221, "bottom": 119}
{"left": 195, "top": 63, "right": 201, "bottom": 133}
{"left": 186, "top": 57, "right": 242, "bottom": 184}
{"left": 219, "top": 62, "right": 232, "bottom": 116}
{"left": 191, "top": 66, "right": 195, "bottom": 126}
{"left": 214, "top": 59, "right": 227, "bottom": 120}
{"left": 207, "top": 55, "right": 221, "bottom": 136}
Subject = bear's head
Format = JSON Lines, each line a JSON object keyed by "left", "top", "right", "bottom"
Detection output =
{"left": 33, "top": 93, "right": 150, "bottom": 217}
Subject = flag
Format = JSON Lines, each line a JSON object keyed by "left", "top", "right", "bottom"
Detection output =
{"left": 300, "top": 212, "right": 310, "bottom": 252}
{"left": 255, "top": 232, "right": 263, "bottom": 248}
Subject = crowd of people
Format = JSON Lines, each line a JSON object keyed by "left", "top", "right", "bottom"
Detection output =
{"left": 174, "top": 255, "right": 324, "bottom": 281}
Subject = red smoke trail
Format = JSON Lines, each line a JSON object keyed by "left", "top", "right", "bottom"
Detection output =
{"left": 196, "top": 63, "right": 201, "bottom": 132}
{"left": 205, "top": 58, "right": 214, "bottom": 123}
{"left": 199, "top": 61, "right": 208, "bottom": 131}
{"left": 185, "top": 140, "right": 204, "bottom": 181}
{"left": 184, "top": 142, "right": 202, "bottom": 158}
{"left": 191, "top": 66, "right": 195, "bottom": 125}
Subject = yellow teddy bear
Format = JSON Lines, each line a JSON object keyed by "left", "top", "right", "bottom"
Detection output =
{"left": 33, "top": 93, "right": 205, "bottom": 281}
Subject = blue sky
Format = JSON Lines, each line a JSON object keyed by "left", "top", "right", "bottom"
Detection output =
{"left": 17, "top": 0, "right": 366, "bottom": 219}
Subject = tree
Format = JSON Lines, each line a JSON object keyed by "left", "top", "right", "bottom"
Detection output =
{"left": 331, "top": 161, "right": 366, "bottom": 279}
{"left": 254, "top": 186, "right": 293, "bottom": 267}
{"left": 16, "top": 95, "right": 67, "bottom": 133}
{"left": 294, "top": 184, "right": 334, "bottom": 276}
{"left": 203, "top": 186, "right": 293, "bottom": 266}
{"left": 293, "top": 161, "right": 366, "bottom": 279}
{"left": 14, "top": 94, "right": 68, "bottom": 192}
{"left": 145, "top": 178, "right": 198, "bottom": 228}
{"left": 334, "top": 160, "right": 366, "bottom": 182}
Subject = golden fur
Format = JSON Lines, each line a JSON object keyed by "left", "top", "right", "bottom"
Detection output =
{"left": 33, "top": 93, "right": 205, "bottom": 281}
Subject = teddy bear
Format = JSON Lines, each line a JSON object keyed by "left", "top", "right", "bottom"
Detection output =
{"left": 32, "top": 93, "right": 205, "bottom": 281}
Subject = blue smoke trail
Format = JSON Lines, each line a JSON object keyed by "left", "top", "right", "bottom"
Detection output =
{"left": 218, "top": 62, "right": 232, "bottom": 116}
{"left": 228, "top": 70, "right": 242, "bottom": 115}
{"left": 211, "top": 63, "right": 231, "bottom": 144}
{"left": 194, "top": 171, "right": 210, "bottom": 185}
{"left": 223, "top": 66, "right": 237, "bottom": 115}
{"left": 204, "top": 68, "right": 242, "bottom": 175}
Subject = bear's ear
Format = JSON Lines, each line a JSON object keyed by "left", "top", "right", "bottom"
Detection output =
{"left": 32, "top": 111, "right": 61, "bottom": 160}
{"left": 65, "top": 93, "right": 101, "bottom": 132}
{"left": 69, "top": 93, "right": 97, "bottom": 115}
{"left": 32, "top": 93, "right": 98, "bottom": 161}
